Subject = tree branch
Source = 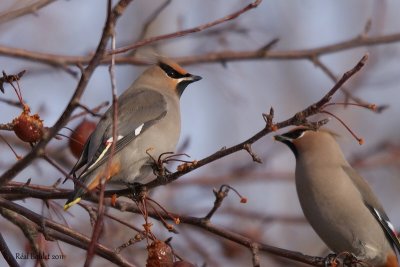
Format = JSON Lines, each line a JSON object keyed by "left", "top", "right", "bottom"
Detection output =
{"left": 0, "top": 32, "right": 398, "bottom": 67}
{"left": 114, "top": 199, "right": 327, "bottom": 267}
{"left": 110, "top": 0, "right": 262, "bottom": 54}
{"left": 0, "top": 0, "right": 56, "bottom": 24}
{"left": 0, "top": 233, "right": 19, "bottom": 267}
{"left": 143, "top": 54, "right": 369, "bottom": 190}
{"left": 0, "top": 0, "right": 132, "bottom": 187}
{"left": 0, "top": 197, "right": 137, "bottom": 267}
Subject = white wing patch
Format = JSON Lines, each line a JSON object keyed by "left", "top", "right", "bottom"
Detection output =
{"left": 87, "top": 135, "right": 123, "bottom": 171}
{"left": 135, "top": 123, "right": 144, "bottom": 136}
{"left": 373, "top": 208, "right": 397, "bottom": 234}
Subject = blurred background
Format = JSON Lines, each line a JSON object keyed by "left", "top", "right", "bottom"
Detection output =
{"left": 1, "top": 0, "right": 400, "bottom": 266}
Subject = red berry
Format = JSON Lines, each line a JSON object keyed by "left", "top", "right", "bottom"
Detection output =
{"left": 69, "top": 120, "right": 96, "bottom": 158}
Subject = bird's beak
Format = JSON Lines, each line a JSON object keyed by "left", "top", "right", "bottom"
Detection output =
{"left": 190, "top": 75, "right": 202, "bottom": 82}
{"left": 274, "top": 134, "right": 289, "bottom": 143}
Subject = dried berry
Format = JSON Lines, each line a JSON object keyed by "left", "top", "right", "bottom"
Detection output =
{"left": 146, "top": 240, "right": 173, "bottom": 267}
{"left": 12, "top": 110, "right": 43, "bottom": 143}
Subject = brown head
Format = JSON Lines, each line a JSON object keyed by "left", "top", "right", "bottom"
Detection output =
{"left": 134, "top": 59, "right": 202, "bottom": 97}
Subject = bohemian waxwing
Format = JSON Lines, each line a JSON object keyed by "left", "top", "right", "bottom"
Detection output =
{"left": 64, "top": 60, "right": 201, "bottom": 210}
{"left": 274, "top": 127, "right": 400, "bottom": 267}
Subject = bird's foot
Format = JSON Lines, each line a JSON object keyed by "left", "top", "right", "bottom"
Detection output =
{"left": 326, "top": 252, "right": 360, "bottom": 267}
{"left": 127, "top": 182, "right": 147, "bottom": 201}
{"left": 324, "top": 253, "right": 338, "bottom": 267}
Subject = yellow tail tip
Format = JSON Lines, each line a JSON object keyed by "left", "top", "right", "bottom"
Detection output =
{"left": 63, "top": 197, "right": 82, "bottom": 211}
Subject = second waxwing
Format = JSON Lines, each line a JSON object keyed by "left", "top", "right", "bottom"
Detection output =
{"left": 64, "top": 59, "right": 201, "bottom": 210}
{"left": 275, "top": 127, "right": 400, "bottom": 267}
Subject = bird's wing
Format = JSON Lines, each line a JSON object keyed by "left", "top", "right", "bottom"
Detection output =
{"left": 71, "top": 88, "right": 168, "bottom": 179}
{"left": 66, "top": 132, "right": 92, "bottom": 179}
{"left": 343, "top": 165, "right": 400, "bottom": 252}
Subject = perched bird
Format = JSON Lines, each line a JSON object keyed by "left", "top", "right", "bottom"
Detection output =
{"left": 274, "top": 127, "right": 400, "bottom": 267}
{"left": 64, "top": 60, "right": 201, "bottom": 210}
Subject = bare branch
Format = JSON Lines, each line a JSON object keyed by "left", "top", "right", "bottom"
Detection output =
{"left": 70, "top": 101, "right": 109, "bottom": 121}
{"left": 311, "top": 56, "right": 385, "bottom": 112}
{"left": 142, "top": 54, "right": 369, "bottom": 190}
{"left": 0, "top": 197, "right": 137, "bottom": 267}
{"left": 203, "top": 185, "right": 230, "bottom": 221}
{"left": 111, "top": 0, "right": 262, "bottom": 54}
{"left": 0, "top": 207, "right": 47, "bottom": 267}
{"left": 0, "top": 122, "right": 14, "bottom": 131}
{"left": 0, "top": 0, "right": 56, "bottom": 24}
{"left": 244, "top": 143, "right": 262, "bottom": 163}
{"left": 134, "top": 0, "right": 172, "bottom": 42}
{"left": 113, "top": 199, "right": 327, "bottom": 267}
{"left": 1, "top": 31, "right": 400, "bottom": 68}
{"left": 251, "top": 244, "right": 261, "bottom": 267}
{"left": 0, "top": 0, "right": 132, "bottom": 187}
{"left": 0, "top": 233, "right": 19, "bottom": 267}
{"left": 0, "top": 97, "right": 23, "bottom": 108}
{"left": 84, "top": 1, "right": 129, "bottom": 266}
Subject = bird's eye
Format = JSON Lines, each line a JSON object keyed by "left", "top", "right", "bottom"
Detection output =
{"left": 159, "top": 63, "right": 189, "bottom": 79}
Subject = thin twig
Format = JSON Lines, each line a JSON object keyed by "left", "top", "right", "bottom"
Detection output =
{"left": 70, "top": 101, "right": 109, "bottom": 121}
{"left": 312, "top": 56, "right": 381, "bottom": 111}
{"left": 110, "top": 0, "right": 262, "bottom": 54}
{"left": 0, "top": 0, "right": 131, "bottom": 187}
{"left": 142, "top": 54, "right": 369, "bottom": 190}
{"left": 251, "top": 244, "right": 261, "bottom": 267}
{"left": 42, "top": 154, "right": 69, "bottom": 176}
{"left": 0, "top": 207, "right": 47, "bottom": 267}
{"left": 0, "top": 122, "right": 15, "bottom": 131}
{"left": 0, "top": 134, "right": 22, "bottom": 159}
{"left": 0, "top": 232, "right": 19, "bottom": 267}
{"left": 204, "top": 185, "right": 230, "bottom": 221}
{"left": 113, "top": 199, "right": 327, "bottom": 267}
{"left": 0, "top": 0, "right": 56, "bottom": 24}
{"left": 0, "top": 97, "right": 23, "bottom": 108}
{"left": 1, "top": 31, "right": 400, "bottom": 67}
{"left": 0, "top": 198, "right": 136, "bottom": 267}
{"left": 135, "top": 0, "right": 172, "bottom": 42}
{"left": 84, "top": 1, "right": 128, "bottom": 265}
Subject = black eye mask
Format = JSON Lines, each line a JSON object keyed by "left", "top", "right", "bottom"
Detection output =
{"left": 158, "top": 62, "right": 191, "bottom": 79}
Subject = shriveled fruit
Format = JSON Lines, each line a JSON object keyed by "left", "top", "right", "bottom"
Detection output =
{"left": 12, "top": 110, "right": 43, "bottom": 143}
{"left": 146, "top": 240, "right": 173, "bottom": 267}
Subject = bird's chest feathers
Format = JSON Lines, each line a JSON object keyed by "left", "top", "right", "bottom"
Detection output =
{"left": 295, "top": 156, "right": 360, "bottom": 210}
